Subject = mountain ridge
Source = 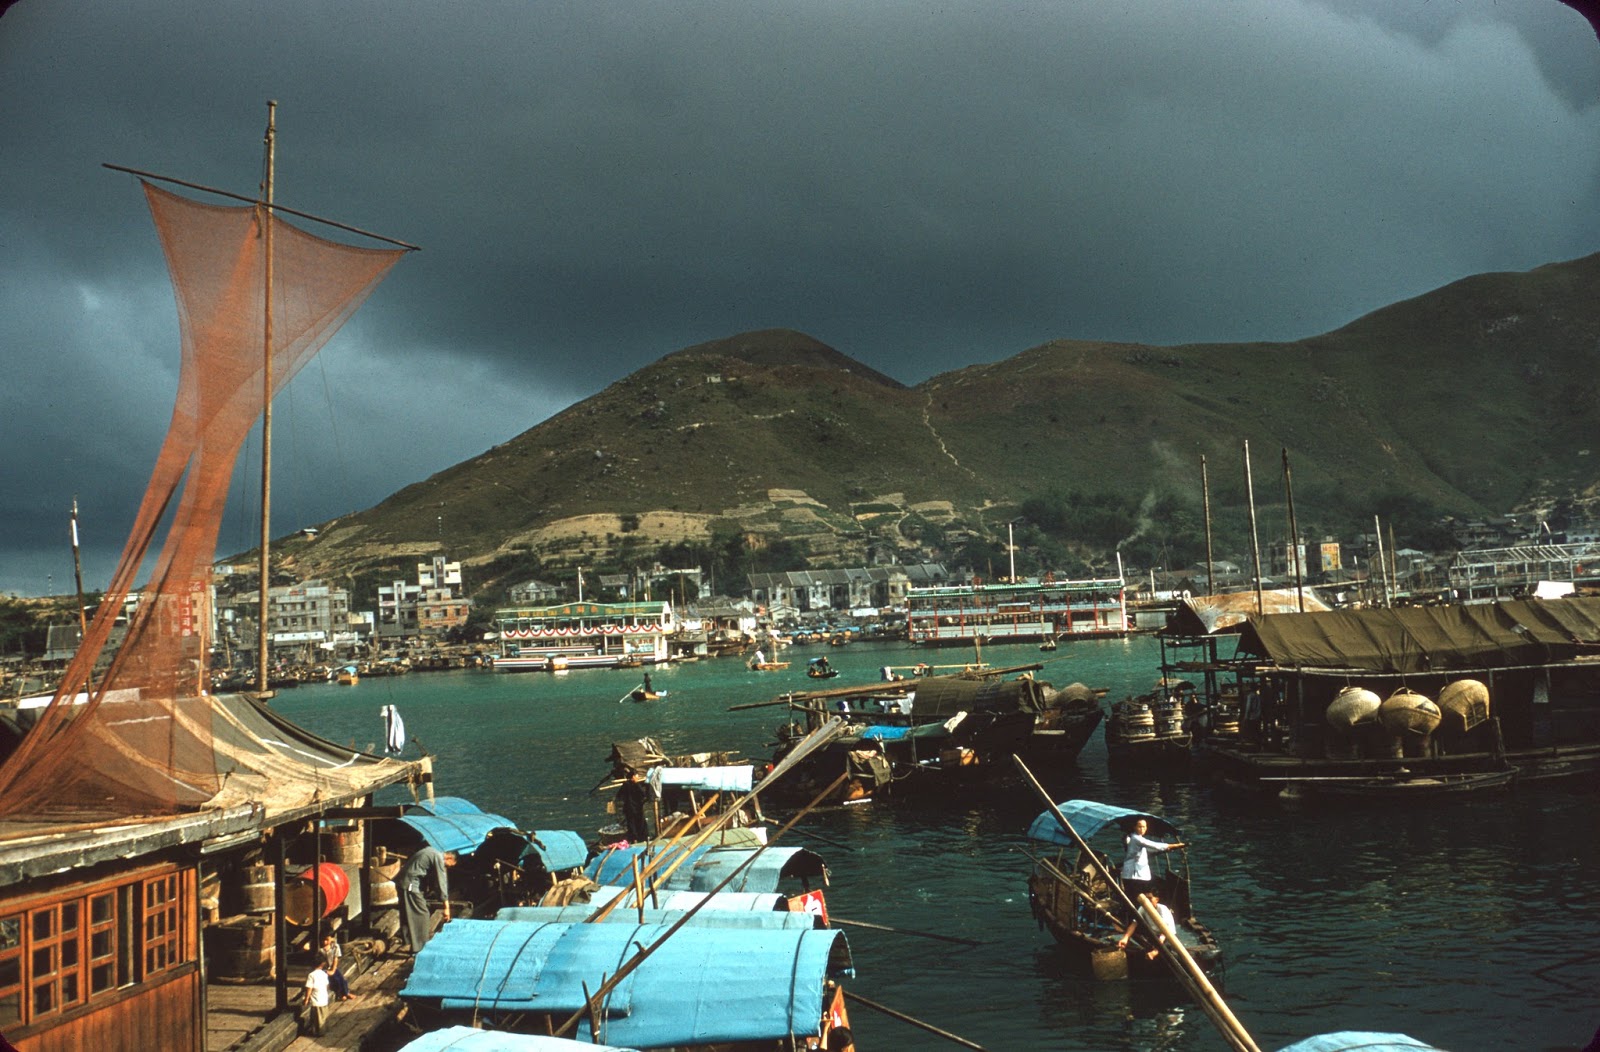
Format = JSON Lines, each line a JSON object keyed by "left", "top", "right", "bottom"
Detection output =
{"left": 273, "top": 253, "right": 1600, "bottom": 597}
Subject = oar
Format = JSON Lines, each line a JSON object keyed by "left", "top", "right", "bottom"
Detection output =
{"left": 830, "top": 916, "right": 984, "bottom": 947}
{"left": 616, "top": 682, "right": 644, "bottom": 704}
{"left": 843, "top": 990, "right": 989, "bottom": 1051}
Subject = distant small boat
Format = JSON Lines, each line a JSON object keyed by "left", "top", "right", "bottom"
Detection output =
{"left": 335, "top": 666, "right": 359, "bottom": 686}
{"left": 806, "top": 658, "right": 839, "bottom": 679}
{"left": 629, "top": 688, "right": 667, "bottom": 703}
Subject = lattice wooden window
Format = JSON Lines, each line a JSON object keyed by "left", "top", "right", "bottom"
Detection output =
{"left": 0, "top": 915, "right": 20, "bottom": 1030}
{"left": 142, "top": 874, "right": 181, "bottom": 976}
{"left": 25, "top": 901, "right": 85, "bottom": 1021}
{"left": 87, "top": 891, "right": 117, "bottom": 996}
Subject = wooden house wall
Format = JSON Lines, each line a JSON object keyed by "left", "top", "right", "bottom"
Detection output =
{"left": 1, "top": 860, "right": 201, "bottom": 1052}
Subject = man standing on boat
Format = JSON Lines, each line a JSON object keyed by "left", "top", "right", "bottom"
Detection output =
{"left": 1120, "top": 818, "right": 1184, "bottom": 905}
{"left": 396, "top": 846, "right": 456, "bottom": 954}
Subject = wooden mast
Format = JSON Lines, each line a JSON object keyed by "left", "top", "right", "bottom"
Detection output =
{"left": 1243, "top": 440, "right": 1264, "bottom": 616}
{"left": 1282, "top": 448, "right": 1305, "bottom": 612}
{"left": 70, "top": 498, "right": 88, "bottom": 640}
{"left": 1200, "top": 455, "right": 1214, "bottom": 596}
{"left": 256, "top": 101, "right": 277, "bottom": 694}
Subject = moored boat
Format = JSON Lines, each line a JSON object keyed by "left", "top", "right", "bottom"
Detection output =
{"left": 1105, "top": 687, "right": 1192, "bottom": 773}
{"left": 1023, "top": 800, "right": 1221, "bottom": 980}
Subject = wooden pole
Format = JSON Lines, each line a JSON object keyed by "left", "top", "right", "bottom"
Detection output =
{"left": 555, "top": 771, "right": 851, "bottom": 1040}
{"left": 830, "top": 916, "right": 984, "bottom": 947}
{"left": 844, "top": 990, "right": 990, "bottom": 1051}
{"left": 70, "top": 499, "right": 88, "bottom": 639}
{"left": 1201, "top": 455, "right": 1215, "bottom": 596}
{"left": 1139, "top": 893, "right": 1261, "bottom": 1052}
{"left": 1244, "top": 440, "right": 1264, "bottom": 615}
{"left": 1282, "top": 448, "right": 1305, "bottom": 613}
{"left": 256, "top": 100, "right": 276, "bottom": 695}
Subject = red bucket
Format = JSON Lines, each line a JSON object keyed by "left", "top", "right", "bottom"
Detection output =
{"left": 284, "top": 863, "right": 351, "bottom": 925}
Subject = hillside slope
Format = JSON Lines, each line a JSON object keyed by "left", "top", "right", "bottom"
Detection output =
{"left": 276, "top": 256, "right": 1600, "bottom": 590}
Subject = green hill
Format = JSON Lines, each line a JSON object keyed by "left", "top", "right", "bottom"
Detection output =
{"left": 273, "top": 254, "right": 1600, "bottom": 598}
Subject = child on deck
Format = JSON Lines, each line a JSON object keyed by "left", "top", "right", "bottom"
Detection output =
{"left": 321, "top": 932, "right": 351, "bottom": 1001}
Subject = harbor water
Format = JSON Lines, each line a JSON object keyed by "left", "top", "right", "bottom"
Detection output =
{"left": 272, "top": 637, "right": 1600, "bottom": 1051}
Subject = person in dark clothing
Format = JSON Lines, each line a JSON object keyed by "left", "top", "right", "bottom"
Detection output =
{"left": 617, "top": 770, "right": 651, "bottom": 842}
{"left": 396, "top": 846, "right": 455, "bottom": 954}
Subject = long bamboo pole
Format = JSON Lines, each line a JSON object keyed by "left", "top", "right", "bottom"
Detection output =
{"left": 1244, "top": 440, "right": 1264, "bottom": 616}
{"left": 1011, "top": 755, "right": 1257, "bottom": 1052}
{"left": 1201, "top": 455, "right": 1215, "bottom": 595}
{"left": 255, "top": 101, "right": 276, "bottom": 695}
{"left": 1139, "top": 893, "right": 1261, "bottom": 1052}
{"left": 844, "top": 990, "right": 990, "bottom": 1051}
{"left": 554, "top": 771, "right": 851, "bottom": 1041}
{"left": 1283, "top": 447, "right": 1305, "bottom": 613}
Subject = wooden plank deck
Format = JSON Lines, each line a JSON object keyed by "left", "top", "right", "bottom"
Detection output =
{"left": 207, "top": 947, "right": 414, "bottom": 1052}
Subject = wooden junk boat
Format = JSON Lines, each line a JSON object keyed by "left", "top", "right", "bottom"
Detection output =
{"left": 759, "top": 666, "right": 1105, "bottom": 805}
{"left": 1193, "top": 598, "right": 1600, "bottom": 794}
{"left": 1023, "top": 800, "right": 1221, "bottom": 980}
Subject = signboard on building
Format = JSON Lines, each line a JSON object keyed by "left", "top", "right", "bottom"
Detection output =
{"left": 1320, "top": 542, "right": 1342, "bottom": 572}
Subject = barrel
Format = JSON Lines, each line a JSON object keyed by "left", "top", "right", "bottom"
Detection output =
{"left": 322, "top": 828, "right": 364, "bottom": 866}
{"left": 205, "top": 916, "right": 276, "bottom": 981}
{"left": 284, "top": 863, "right": 351, "bottom": 926}
{"left": 239, "top": 864, "right": 276, "bottom": 915}
{"left": 369, "top": 853, "right": 401, "bottom": 907}
{"left": 1121, "top": 706, "right": 1156, "bottom": 740}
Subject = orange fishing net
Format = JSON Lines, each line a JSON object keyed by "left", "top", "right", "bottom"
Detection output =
{"left": 0, "top": 181, "right": 405, "bottom": 823}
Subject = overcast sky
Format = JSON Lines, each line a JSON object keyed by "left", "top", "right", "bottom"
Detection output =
{"left": 3, "top": 1, "right": 1598, "bottom": 597}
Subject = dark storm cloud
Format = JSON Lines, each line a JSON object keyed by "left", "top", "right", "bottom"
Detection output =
{"left": 3, "top": 0, "right": 1598, "bottom": 594}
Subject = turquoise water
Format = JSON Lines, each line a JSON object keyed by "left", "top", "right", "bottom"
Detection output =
{"left": 271, "top": 638, "right": 1600, "bottom": 1052}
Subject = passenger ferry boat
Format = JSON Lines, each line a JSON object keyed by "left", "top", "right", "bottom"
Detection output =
{"left": 905, "top": 575, "right": 1130, "bottom": 646}
{"left": 493, "top": 600, "right": 675, "bottom": 671}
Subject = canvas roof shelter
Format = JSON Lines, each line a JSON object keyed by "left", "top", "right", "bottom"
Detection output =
{"left": 494, "top": 905, "right": 817, "bottom": 930}
{"left": 523, "top": 830, "right": 590, "bottom": 873}
{"left": 586, "top": 843, "right": 826, "bottom": 893}
{"left": 1026, "top": 800, "right": 1182, "bottom": 848}
{"left": 0, "top": 691, "right": 424, "bottom": 885}
{"left": 583, "top": 886, "right": 787, "bottom": 913}
{"left": 1163, "top": 589, "right": 1331, "bottom": 637}
{"left": 1274, "top": 1034, "right": 1445, "bottom": 1052}
{"left": 399, "top": 1026, "right": 639, "bottom": 1052}
{"left": 397, "top": 796, "right": 519, "bottom": 855}
{"left": 1233, "top": 596, "right": 1600, "bottom": 674}
{"left": 401, "top": 919, "right": 853, "bottom": 1047}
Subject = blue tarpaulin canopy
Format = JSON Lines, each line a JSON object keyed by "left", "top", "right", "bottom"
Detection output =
{"left": 1026, "top": 800, "right": 1181, "bottom": 847}
{"left": 522, "top": 830, "right": 589, "bottom": 874}
{"left": 859, "top": 725, "right": 910, "bottom": 740}
{"left": 401, "top": 919, "right": 854, "bottom": 1047}
{"left": 648, "top": 765, "right": 753, "bottom": 793}
{"left": 1275, "top": 1034, "right": 1447, "bottom": 1052}
{"left": 494, "top": 905, "right": 817, "bottom": 930}
{"left": 399, "top": 1026, "right": 639, "bottom": 1052}
{"left": 585, "top": 844, "right": 825, "bottom": 893}
{"left": 401, "top": 796, "right": 519, "bottom": 855}
{"left": 584, "top": 886, "right": 787, "bottom": 913}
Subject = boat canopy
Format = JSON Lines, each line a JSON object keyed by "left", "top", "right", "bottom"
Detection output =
{"left": 649, "top": 765, "right": 753, "bottom": 793}
{"left": 522, "top": 829, "right": 590, "bottom": 873}
{"left": 1274, "top": 1034, "right": 1448, "bottom": 1052}
{"left": 1234, "top": 596, "right": 1600, "bottom": 674}
{"left": 1026, "top": 800, "right": 1181, "bottom": 847}
{"left": 586, "top": 844, "right": 825, "bottom": 893}
{"left": 399, "top": 1026, "right": 639, "bottom": 1052}
{"left": 584, "top": 886, "right": 788, "bottom": 913}
{"left": 401, "top": 919, "right": 853, "bottom": 1047}
{"left": 494, "top": 905, "right": 817, "bottom": 930}
{"left": 1163, "top": 589, "right": 1331, "bottom": 636}
{"left": 400, "top": 796, "right": 518, "bottom": 855}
